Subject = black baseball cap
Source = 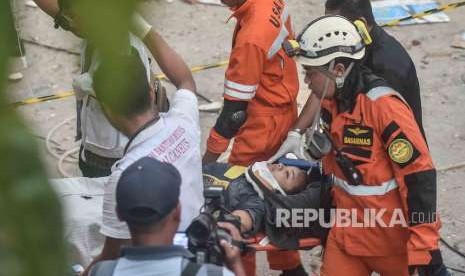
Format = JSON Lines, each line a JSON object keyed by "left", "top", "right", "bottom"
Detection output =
{"left": 116, "top": 157, "right": 181, "bottom": 225}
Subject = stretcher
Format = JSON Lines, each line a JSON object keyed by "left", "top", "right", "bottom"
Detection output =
{"left": 54, "top": 159, "right": 322, "bottom": 265}
{"left": 203, "top": 158, "right": 323, "bottom": 253}
{"left": 246, "top": 233, "right": 321, "bottom": 252}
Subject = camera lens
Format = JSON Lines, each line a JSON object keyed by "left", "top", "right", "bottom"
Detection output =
{"left": 186, "top": 213, "right": 214, "bottom": 246}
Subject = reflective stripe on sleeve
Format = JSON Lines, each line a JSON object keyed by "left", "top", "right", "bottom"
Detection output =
{"left": 225, "top": 79, "right": 258, "bottom": 93}
{"left": 267, "top": 4, "right": 290, "bottom": 59}
{"left": 332, "top": 175, "right": 399, "bottom": 196}
{"left": 366, "top": 86, "right": 408, "bottom": 105}
{"left": 224, "top": 87, "right": 256, "bottom": 100}
{"left": 366, "top": 86, "right": 393, "bottom": 100}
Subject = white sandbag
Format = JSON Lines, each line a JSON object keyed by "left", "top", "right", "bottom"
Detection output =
{"left": 50, "top": 177, "right": 107, "bottom": 266}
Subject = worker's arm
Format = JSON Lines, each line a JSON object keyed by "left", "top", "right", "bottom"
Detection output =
{"left": 204, "top": 43, "right": 265, "bottom": 164}
{"left": 131, "top": 15, "right": 195, "bottom": 92}
{"left": 204, "top": 99, "right": 248, "bottom": 164}
{"left": 33, "top": 0, "right": 59, "bottom": 17}
{"left": 81, "top": 237, "right": 129, "bottom": 276}
{"left": 217, "top": 222, "right": 247, "bottom": 276}
{"left": 376, "top": 96, "right": 443, "bottom": 270}
{"left": 268, "top": 93, "right": 320, "bottom": 162}
{"left": 203, "top": 150, "right": 222, "bottom": 165}
{"left": 143, "top": 29, "right": 196, "bottom": 92}
{"left": 292, "top": 93, "right": 320, "bottom": 131}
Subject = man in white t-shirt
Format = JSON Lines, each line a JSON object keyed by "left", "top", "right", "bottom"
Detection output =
{"left": 82, "top": 48, "right": 204, "bottom": 275}
{"left": 34, "top": 0, "right": 196, "bottom": 177}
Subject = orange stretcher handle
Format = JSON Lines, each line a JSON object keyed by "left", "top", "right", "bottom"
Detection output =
{"left": 245, "top": 234, "right": 320, "bottom": 252}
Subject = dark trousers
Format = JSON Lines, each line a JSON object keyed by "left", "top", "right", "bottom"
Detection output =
{"left": 78, "top": 146, "right": 118, "bottom": 178}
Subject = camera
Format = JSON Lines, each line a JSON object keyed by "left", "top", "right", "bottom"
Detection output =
{"left": 186, "top": 186, "right": 243, "bottom": 266}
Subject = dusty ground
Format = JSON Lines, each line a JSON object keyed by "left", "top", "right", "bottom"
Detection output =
{"left": 7, "top": 0, "right": 465, "bottom": 274}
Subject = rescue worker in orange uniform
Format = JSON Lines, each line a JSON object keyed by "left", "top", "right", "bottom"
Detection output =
{"left": 295, "top": 15, "right": 449, "bottom": 276}
{"left": 202, "top": 0, "right": 305, "bottom": 275}
{"left": 270, "top": 0, "right": 426, "bottom": 163}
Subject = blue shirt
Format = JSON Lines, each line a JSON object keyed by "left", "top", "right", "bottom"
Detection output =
{"left": 90, "top": 245, "right": 234, "bottom": 276}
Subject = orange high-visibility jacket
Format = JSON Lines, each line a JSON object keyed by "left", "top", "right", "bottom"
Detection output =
{"left": 207, "top": 0, "right": 299, "bottom": 154}
{"left": 321, "top": 86, "right": 440, "bottom": 266}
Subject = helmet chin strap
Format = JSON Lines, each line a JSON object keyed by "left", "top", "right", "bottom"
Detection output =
{"left": 322, "top": 60, "right": 336, "bottom": 99}
{"left": 305, "top": 60, "right": 335, "bottom": 143}
{"left": 305, "top": 60, "right": 354, "bottom": 146}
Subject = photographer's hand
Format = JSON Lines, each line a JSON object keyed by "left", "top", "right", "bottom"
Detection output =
{"left": 218, "top": 222, "right": 246, "bottom": 276}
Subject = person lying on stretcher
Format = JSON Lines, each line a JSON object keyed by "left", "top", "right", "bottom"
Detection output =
{"left": 202, "top": 159, "right": 324, "bottom": 249}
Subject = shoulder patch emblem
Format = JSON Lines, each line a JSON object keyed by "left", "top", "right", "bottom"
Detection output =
{"left": 388, "top": 138, "right": 413, "bottom": 164}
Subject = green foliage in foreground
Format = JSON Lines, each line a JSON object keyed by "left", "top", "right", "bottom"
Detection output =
{"left": 0, "top": 2, "right": 65, "bottom": 275}
{"left": 0, "top": 0, "right": 141, "bottom": 274}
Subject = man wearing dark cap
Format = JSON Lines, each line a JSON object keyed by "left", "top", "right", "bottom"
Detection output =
{"left": 90, "top": 157, "right": 245, "bottom": 276}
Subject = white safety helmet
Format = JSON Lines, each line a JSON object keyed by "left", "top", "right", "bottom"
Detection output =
{"left": 297, "top": 15, "right": 365, "bottom": 67}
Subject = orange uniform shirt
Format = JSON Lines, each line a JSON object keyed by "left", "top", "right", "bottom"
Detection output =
{"left": 321, "top": 87, "right": 440, "bottom": 266}
{"left": 207, "top": 0, "right": 299, "bottom": 154}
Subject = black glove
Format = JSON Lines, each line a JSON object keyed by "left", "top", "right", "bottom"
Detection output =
{"left": 409, "top": 263, "right": 450, "bottom": 276}
{"left": 408, "top": 250, "right": 450, "bottom": 276}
